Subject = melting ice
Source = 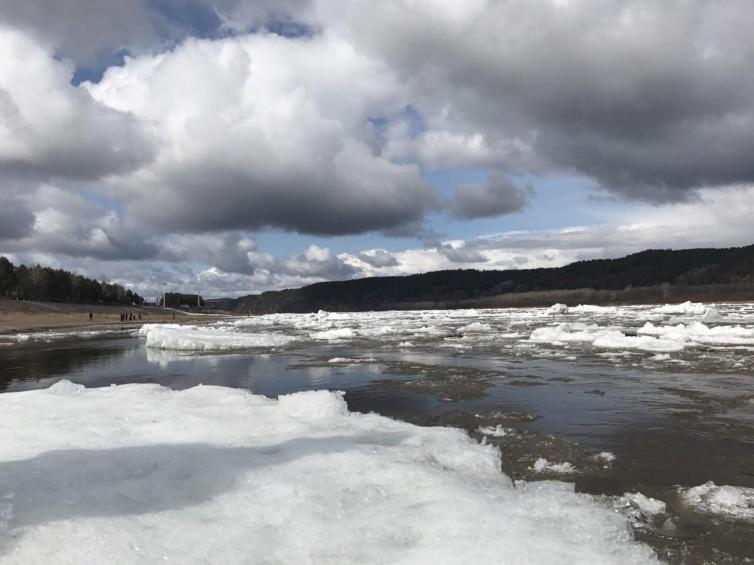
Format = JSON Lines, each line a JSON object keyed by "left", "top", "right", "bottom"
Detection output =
{"left": 0, "top": 381, "right": 660, "bottom": 564}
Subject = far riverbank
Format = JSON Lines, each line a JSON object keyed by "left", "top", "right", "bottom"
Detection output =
{"left": 0, "top": 298, "right": 230, "bottom": 335}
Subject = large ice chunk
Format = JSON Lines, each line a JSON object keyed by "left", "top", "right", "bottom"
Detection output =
{"left": 651, "top": 301, "right": 708, "bottom": 315}
{"left": 0, "top": 381, "right": 659, "bottom": 564}
{"left": 679, "top": 482, "right": 754, "bottom": 521}
{"left": 139, "top": 323, "right": 295, "bottom": 351}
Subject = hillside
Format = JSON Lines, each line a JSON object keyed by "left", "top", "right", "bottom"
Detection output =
{"left": 222, "top": 245, "right": 754, "bottom": 314}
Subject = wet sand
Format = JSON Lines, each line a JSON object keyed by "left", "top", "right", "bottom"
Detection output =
{"left": 0, "top": 299, "right": 229, "bottom": 334}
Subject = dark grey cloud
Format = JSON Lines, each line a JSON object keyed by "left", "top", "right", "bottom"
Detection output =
{"left": 343, "top": 1, "right": 754, "bottom": 201}
{"left": 0, "top": 0, "right": 154, "bottom": 65}
{"left": 448, "top": 174, "right": 529, "bottom": 220}
{"left": 0, "top": 184, "right": 159, "bottom": 261}
{"left": 0, "top": 0, "right": 314, "bottom": 66}
{"left": 0, "top": 203, "right": 34, "bottom": 239}
{"left": 141, "top": 160, "right": 434, "bottom": 236}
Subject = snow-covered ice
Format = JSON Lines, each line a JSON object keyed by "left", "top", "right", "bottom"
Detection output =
{"left": 116, "top": 300, "right": 754, "bottom": 370}
{"left": 0, "top": 381, "right": 660, "bottom": 564}
{"left": 638, "top": 321, "right": 754, "bottom": 346}
{"left": 651, "top": 301, "right": 708, "bottom": 315}
{"left": 138, "top": 323, "right": 295, "bottom": 351}
{"left": 679, "top": 482, "right": 754, "bottom": 521}
{"left": 616, "top": 493, "right": 667, "bottom": 527}
{"left": 528, "top": 324, "right": 685, "bottom": 353}
{"left": 310, "top": 327, "right": 356, "bottom": 340}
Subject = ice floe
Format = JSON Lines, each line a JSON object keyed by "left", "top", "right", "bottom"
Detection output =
{"left": 651, "top": 301, "right": 709, "bottom": 315}
{"left": 139, "top": 323, "right": 295, "bottom": 351}
{"left": 679, "top": 482, "right": 754, "bottom": 521}
{"left": 477, "top": 425, "right": 515, "bottom": 437}
{"left": 107, "top": 301, "right": 754, "bottom": 370}
{"left": 638, "top": 321, "right": 754, "bottom": 346}
{"left": 0, "top": 381, "right": 659, "bottom": 564}
{"left": 528, "top": 323, "right": 685, "bottom": 352}
{"left": 532, "top": 458, "right": 577, "bottom": 474}
{"left": 1, "top": 329, "right": 123, "bottom": 343}
{"left": 547, "top": 303, "right": 570, "bottom": 314}
{"left": 310, "top": 327, "right": 356, "bottom": 340}
{"left": 615, "top": 493, "right": 668, "bottom": 529}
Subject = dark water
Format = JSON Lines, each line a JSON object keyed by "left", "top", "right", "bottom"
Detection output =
{"left": 1, "top": 334, "right": 753, "bottom": 563}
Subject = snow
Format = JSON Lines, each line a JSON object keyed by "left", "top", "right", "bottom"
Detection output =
{"left": 139, "top": 323, "right": 295, "bottom": 351}
{"left": 532, "top": 458, "right": 577, "bottom": 474}
{"left": 0, "top": 381, "right": 660, "bottom": 564}
{"left": 679, "top": 482, "right": 754, "bottom": 521}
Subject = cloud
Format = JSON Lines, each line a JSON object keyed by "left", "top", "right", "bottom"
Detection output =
{"left": 336, "top": 0, "right": 754, "bottom": 200}
{"left": 0, "top": 200, "right": 34, "bottom": 239}
{"left": 6, "top": 1, "right": 754, "bottom": 298}
{"left": 9, "top": 1, "right": 754, "bottom": 204}
{"left": 0, "top": 0, "right": 316, "bottom": 66}
{"left": 0, "top": 28, "right": 153, "bottom": 181}
{"left": 0, "top": 184, "right": 157, "bottom": 260}
{"left": 437, "top": 242, "right": 487, "bottom": 264}
{"left": 448, "top": 174, "right": 529, "bottom": 220}
{"left": 85, "top": 33, "right": 434, "bottom": 236}
{"left": 0, "top": 0, "right": 155, "bottom": 65}
{"left": 356, "top": 249, "right": 399, "bottom": 268}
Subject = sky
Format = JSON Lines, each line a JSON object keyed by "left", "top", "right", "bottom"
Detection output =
{"left": 1, "top": 0, "right": 754, "bottom": 299}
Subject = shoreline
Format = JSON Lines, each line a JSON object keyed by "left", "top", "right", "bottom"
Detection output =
{"left": 0, "top": 299, "right": 232, "bottom": 335}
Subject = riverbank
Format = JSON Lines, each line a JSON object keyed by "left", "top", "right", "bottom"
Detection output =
{"left": 0, "top": 299, "right": 230, "bottom": 334}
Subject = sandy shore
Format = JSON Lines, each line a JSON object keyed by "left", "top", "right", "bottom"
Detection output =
{"left": 0, "top": 299, "right": 230, "bottom": 334}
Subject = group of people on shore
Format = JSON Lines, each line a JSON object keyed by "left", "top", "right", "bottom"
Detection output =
{"left": 120, "top": 312, "right": 142, "bottom": 322}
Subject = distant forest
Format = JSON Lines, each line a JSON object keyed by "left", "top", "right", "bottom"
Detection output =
{"left": 0, "top": 256, "right": 144, "bottom": 306}
{"left": 223, "top": 245, "right": 754, "bottom": 314}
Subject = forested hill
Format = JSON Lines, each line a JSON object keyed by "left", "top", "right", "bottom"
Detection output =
{"left": 0, "top": 257, "right": 144, "bottom": 305}
{"left": 226, "top": 245, "right": 754, "bottom": 314}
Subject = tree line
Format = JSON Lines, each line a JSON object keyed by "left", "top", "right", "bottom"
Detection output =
{"left": 0, "top": 256, "right": 144, "bottom": 305}
{"left": 232, "top": 245, "right": 754, "bottom": 313}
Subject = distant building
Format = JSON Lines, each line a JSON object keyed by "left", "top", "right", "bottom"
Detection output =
{"left": 160, "top": 292, "right": 204, "bottom": 309}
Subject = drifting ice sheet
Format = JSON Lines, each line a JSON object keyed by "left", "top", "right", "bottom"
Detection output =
{"left": 528, "top": 324, "right": 685, "bottom": 352}
{"left": 138, "top": 323, "right": 295, "bottom": 351}
{"left": 0, "top": 381, "right": 659, "bottom": 564}
{"left": 679, "top": 482, "right": 754, "bottom": 521}
{"left": 651, "top": 301, "right": 708, "bottom": 315}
